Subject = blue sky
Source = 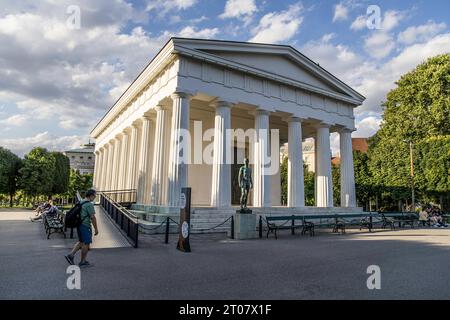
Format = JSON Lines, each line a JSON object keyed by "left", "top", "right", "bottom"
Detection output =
{"left": 0, "top": 0, "right": 449, "bottom": 156}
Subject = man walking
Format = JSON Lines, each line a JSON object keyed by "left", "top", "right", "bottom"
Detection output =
{"left": 65, "top": 189, "right": 99, "bottom": 268}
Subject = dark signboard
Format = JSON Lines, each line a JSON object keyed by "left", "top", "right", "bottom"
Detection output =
{"left": 177, "top": 187, "right": 191, "bottom": 252}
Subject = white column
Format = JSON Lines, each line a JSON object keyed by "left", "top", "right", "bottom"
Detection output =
{"left": 167, "top": 92, "right": 191, "bottom": 207}
{"left": 111, "top": 137, "right": 121, "bottom": 191}
{"left": 97, "top": 149, "right": 105, "bottom": 190}
{"left": 340, "top": 128, "right": 356, "bottom": 207}
{"left": 211, "top": 101, "right": 232, "bottom": 207}
{"left": 99, "top": 146, "right": 108, "bottom": 191}
{"left": 150, "top": 106, "right": 169, "bottom": 205}
{"left": 106, "top": 142, "right": 114, "bottom": 191}
{"left": 315, "top": 124, "right": 333, "bottom": 207}
{"left": 93, "top": 151, "right": 100, "bottom": 189}
{"left": 127, "top": 124, "right": 139, "bottom": 190}
{"left": 137, "top": 116, "right": 152, "bottom": 204}
{"left": 118, "top": 132, "right": 129, "bottom": 190}
{"left": 287, "top": 117, "right": 305, "bottom": 207}
{"left": 253, "top": 109, "right": 271, "bottom": 207}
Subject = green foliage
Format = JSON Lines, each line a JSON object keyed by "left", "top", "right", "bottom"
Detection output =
{"left": 332, "top": 165, "right": 340, "bottom": 206}
{"left": 51, "top": 152, "right": 70, "bottom": 195}
{"left": 280, "top": 156, "right": 288, "bottom": 205}
{"left": 368, "top": 54, "right": 450, "bottom": 208}
{"left": 19, "top": 147, "right": 55, "bottom": 197}
{"left": 67, "top": 169, "right": 93, "bottom": 197}
{"left": 304, "top": 165, "right": 315, "bottom": 206}
{"left": 0, "top": 147, "right": 22, "bottom": 206}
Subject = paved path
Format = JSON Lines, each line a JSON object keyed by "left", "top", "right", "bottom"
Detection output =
{"left": 1, "top": 209, "right": 449, "bottom": 299}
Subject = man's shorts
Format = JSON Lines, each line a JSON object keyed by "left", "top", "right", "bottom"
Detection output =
{"left": 77, "top": 224, "right": 93, "bottom": 245}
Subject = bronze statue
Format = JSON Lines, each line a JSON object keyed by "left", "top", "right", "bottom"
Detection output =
{"left": 238, "top": 158, "right": 253, "bottom": 210}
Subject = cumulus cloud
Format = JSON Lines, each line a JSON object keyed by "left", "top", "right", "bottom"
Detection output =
{"left": 0, "top": 1, "right": 164, "bottom": 133}
{"left": 0, "top": 114, "right": 28, "bottom": 126}
{"left": 332, "top": 3, "right": 348, "bottom": 22}
{"left": 364, "top": 32, "right": 395, "bottom": 59}
{"left": 350, "top": 15, "right": 366, "bottom": 31}
{"left": 0, "top": 132, "right": 86, "bottom": 157}
{"left": 398, "top": 21, "right": 447, "bottom": 44}
{"left": 146, "top": 0, "right": 198, "bottom": 18}
{"left": 249, "top": 3, "right": 303, "bottom": 44}
{"left": 220, "top": 0, "right": 257, "bottom": 19}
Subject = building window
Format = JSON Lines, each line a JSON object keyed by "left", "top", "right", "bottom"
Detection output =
{"left": 71, "top": 156, "right": 75, "bottom": 159}
{"left": 88, "top": 156, "right": 92, "bottom": 160}
{"left": 80, "top": 156, "right": 84, "bottom": 159}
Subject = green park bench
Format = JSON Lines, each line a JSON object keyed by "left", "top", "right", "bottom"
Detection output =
{"left": 43, "top": 208, "right": 66, "bottom": 239}
{"left": 263, "top": 215, "right": 314, "bottom": 239}
{"left": 380, "top": 212, "right": 417, "bottom": 228}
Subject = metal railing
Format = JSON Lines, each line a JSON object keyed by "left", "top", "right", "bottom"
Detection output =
{"left": 98, "top": 189, "right": 137, "bottom": 205}
{"left": 100, "top": 192, "right": 139, "bottom": 248}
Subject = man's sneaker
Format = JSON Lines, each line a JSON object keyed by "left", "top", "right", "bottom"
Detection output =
{"left": 78, "top": 261, "right": 93, "bottom": 268}
{"left": 65, "top": 254, "right": 75, "bottom": 265}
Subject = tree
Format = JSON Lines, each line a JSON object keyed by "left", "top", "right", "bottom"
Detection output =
{"left": 353, "top": 151, "right": 374, "bottom": 211}
{"left": 67, "top": 169, "right": 93, "bottom": 200}
{"left": 368, "top": 54, "right": 450, "bottom": 210}
{"left": 332, "top": 165, "right": 340, "bottom": 207}
{"left": 51, "top": 152, "right": 70, "bottom": 195}
{"left": 0, "top": 147, "right": 22, "bottom": 207}
{"left": 280, "top": 157, "right": 315, "bottom": 206}
{"left": 19, "top": 147, "right": 55, "bottom": 199}
{"left": 304, "top": 166, "right": 315, "bottom": 206}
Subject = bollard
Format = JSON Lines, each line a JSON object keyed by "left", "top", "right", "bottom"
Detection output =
{"left": 291, "top": 215, "right": 295, "bottom": 235}
{"left": 230, "top": 216, "right": 234, "bottom": 239}
{"left": 259, "top": 216, "right": 262, "bottom": 238}
{"left": 165, "top": 217, "right": 170, "bottom": 244}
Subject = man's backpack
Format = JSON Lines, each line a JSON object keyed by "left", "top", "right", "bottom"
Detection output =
{"left": 64, "top": 201, "right": 87, "bottom": 228}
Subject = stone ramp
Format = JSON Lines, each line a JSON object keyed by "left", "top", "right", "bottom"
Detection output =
{"left": 90, "top": 206, "right": 131, "bottom": 249}
{"left": 0, "top": 207, "right": 131, "bottom": 249}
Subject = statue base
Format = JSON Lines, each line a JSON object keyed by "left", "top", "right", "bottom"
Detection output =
{"left": 232, "top": 212, "right": 258, "bottom": 240}
{"left": 237, "top": 208, "right": 252, "bottom": 214}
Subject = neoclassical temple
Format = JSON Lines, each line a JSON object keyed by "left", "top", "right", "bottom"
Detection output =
{"left": 91, "top": 38, "right": 365, "bottom": 214}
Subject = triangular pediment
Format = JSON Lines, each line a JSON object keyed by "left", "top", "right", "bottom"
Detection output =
{"left": 171, "top": 38, "right": 365, "bottom": 104}
{"left": 202, "top": 50, "right": 342, "bottom": 93}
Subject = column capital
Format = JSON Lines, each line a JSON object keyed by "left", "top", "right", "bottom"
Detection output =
{"left": 210, "top": 99, "right": 233, "bottom": 108}
{"left": 286, "top": 116, "right": 307, "bottom": 123}
{"left": 315, "top": 121, "right": 333, "bottom": 129}
{"left": 255, "top": 109, "right": 270, "bottom": 116}
{"left": 171, "top": 91, "right": 193, "bottom": 100}
{"left": 338, "top": 127, "right": 355, "bottom": 134}
{"left": 154, "top": 104, "right": 168, "bottom": 112}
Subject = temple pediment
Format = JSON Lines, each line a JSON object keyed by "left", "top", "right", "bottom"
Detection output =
{"left": 172, "top": 38, "right": 365, "bottom": 104}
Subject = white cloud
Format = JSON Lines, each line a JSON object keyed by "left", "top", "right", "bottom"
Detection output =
{"left": 398, "top": 21, "right": 447, "bottom": 44}
{"left": 354, "top": 116, "right": 381, "bottom": 138}
{"left": 333, "top": 3, "right": 348, "bottom": 22}
{"left": 381, "top": 10, "right": 404, "bottom": 31}
{"left": 364, "top": 32, "right": 395, "bottom": 59}
{"left": 0, "top": 114, "right": 28, "bottom": 126}
{"left": 0, "top": 132, "right": 86, "bottom": 157}
{"left": 0, "top": 2, "right": 164, "bottom": 135}
{"left": 220, "top": 0, "right": 257, "bottom": 19}
{"left": 350, "top": 15, "right": 366, "bottom": 31}
{"left": 249, "top": 3, "right": 303, "bottom": 44}
{"left": 177, "top": 26, "right": 220, "bottom": 39}
{"left": 146, "top": 0, "right": 197, "bottom": 17}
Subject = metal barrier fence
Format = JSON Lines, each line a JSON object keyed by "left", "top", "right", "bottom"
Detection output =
{"left": 100, "top": 192, "right": 139, "bottom": 248}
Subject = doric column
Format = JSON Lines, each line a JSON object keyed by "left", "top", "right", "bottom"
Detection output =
{"left": 210, "top": 100, "right": 232, "bottom": 207}
{"left": 127, "top": 124, "right": 139, "bottom": 190}
{"left": 253, "top": 109, "right": 271, "bottom": 207}
{"left": 150, "top": 106, "right": 169, "bottom": 205}
{"left": 137, "top": 116, "right": 152, "bottom": 204}
{"left": 340, "top": 128, "right": 356, "bottom": 207}
{"left": 96, "top": 149, "right": 105, "bottom": 190}
{"left": 93, "top": 151, "right": 100, "bottom": 189}
{"left": 118, "top": 132, "right": 129, "bottom": 190}
{"left": 167, "top": 92, "right": 191, "bottom": 207}
{"left": 287, "top": 117, "right": 305, "bottom": 207}
{"left": 111, "top": 137, "right": 121, "bottom": 191}
{"left": 315, "top": 124, "right": 333, "bottom": 207}
{"left": 106, "top": 142, "right": 114, "bottom": 191}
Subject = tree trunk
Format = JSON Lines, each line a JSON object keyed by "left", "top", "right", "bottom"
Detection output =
{"left": 9, "top": 193, "right": 13, "bottom": 207}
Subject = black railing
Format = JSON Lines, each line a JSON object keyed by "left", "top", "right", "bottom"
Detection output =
{"left": 100, "top": 189, "right": 137, "bottom": 206}
{"left": 100, "top": 192, "right": 139, "bottom": 248}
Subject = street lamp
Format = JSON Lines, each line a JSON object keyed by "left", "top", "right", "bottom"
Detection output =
{"left": 404, "top": 140, "right": 415, "bottom": 212}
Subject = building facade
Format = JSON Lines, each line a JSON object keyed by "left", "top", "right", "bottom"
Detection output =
{"left": 91, "top": 38, "right": 365, "bottom": 212}
{"left": 64, "top": 143, "right": 95, "bottom": 174}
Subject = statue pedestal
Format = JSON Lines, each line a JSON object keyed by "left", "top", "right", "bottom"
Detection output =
{"left": 232, "top": 212, "right": 258, "bottom": 240}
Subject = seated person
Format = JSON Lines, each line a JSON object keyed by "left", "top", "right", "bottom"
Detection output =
{"left": 31, "top": 199, "right": 54, "bottom": 222}
{"left": 418, "top": 209, "right": 429, "bottom": 226}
